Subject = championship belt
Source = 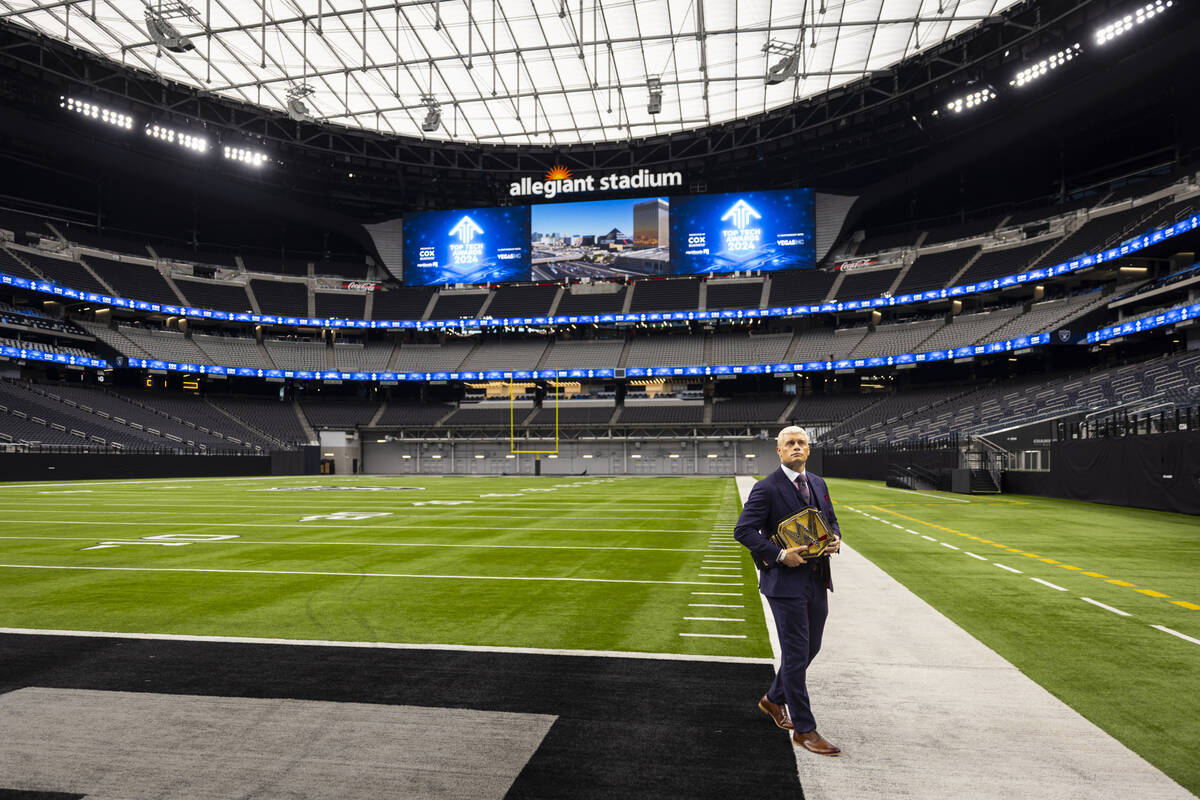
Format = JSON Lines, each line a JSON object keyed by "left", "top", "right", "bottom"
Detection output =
{"left": 764, "top": 507, "right": 836, "bottom": 567}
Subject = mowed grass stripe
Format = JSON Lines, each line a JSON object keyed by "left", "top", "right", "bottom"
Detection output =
{"left": 828, "top": 478, "right": 1200, "bottom": 796}
{"left": 0, "top": 476, "right": 770, "bottom": 659}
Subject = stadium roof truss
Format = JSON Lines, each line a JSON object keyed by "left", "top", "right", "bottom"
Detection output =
{"left": 0, "top": 0, "right": 1019, "bottom": 146}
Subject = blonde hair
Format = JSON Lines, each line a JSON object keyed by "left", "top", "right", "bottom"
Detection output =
{"left": 776, "top": 426, "right": 810, "bottom": 446}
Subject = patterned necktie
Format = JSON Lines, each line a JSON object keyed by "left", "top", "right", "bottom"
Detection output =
{"left": 794, "top": 475, "right": 812, "bottom": 507}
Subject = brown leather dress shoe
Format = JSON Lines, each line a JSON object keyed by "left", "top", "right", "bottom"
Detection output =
{"left": 793, "top": 729, "right": 841, "bottom": 756}
{"left": 757, "top": 695, "right": 793, "bottom": 730}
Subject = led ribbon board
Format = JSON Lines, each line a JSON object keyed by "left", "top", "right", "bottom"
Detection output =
{"left": 1086, "top": 301, "right": 1200, "bottom": 343}
{"left": 2, "top": 214, "right": 1194, "bottom": 334}
{"left": 121, "top": 331, "right": 1051, "bottom": 384}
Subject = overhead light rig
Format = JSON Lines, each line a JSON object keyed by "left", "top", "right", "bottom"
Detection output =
{"left": 932, "top": 0, "right": 1175, "bottom": 118}
{"left": 59, "top": 94, "right": 273, "bottom": 168}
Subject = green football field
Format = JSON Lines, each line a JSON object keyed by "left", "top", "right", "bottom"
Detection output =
{"left": 0, "top": 474, "right": 1197, "bottom": 793}
{"left": 0, "top": 475, "right": 772, "bottom": 658}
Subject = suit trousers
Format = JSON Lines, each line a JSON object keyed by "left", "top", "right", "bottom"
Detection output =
{"left": 764, "top": 576, "right": 829, "bottom": 734}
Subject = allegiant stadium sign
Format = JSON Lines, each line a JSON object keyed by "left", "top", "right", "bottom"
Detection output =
{"left": 509, "top": 165, "right": 682, "bottom": 199}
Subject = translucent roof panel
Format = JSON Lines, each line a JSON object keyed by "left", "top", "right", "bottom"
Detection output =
{"left": 2, "top": 0, "right": 1014, "bottom": 145}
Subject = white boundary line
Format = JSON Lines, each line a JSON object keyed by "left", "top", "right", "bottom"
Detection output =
{"left": 0, "top": 563, "right": 741, "bottom": 587}
{"left": 0, "top": 627, "right": 772, "bottom": 664}
{"left": 876, "top": 486, "right": 970, "bottom": 503}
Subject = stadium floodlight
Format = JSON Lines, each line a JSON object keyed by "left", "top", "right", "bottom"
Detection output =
{"left": 762, "top": 39, "right": 801, "bottom": 86}
{"left": 143, "top": 0, "right": 201, "bottom": 54}
{"left": 646, "top": 76, "right": 663, "bottom": 115}
{"left": 222, "top": 145, "right": 269, "bottom": 167}
{"left": 60, "top": 97, "right": 134, "bottom": 130}
{"left": 1011, "top": 44, "right": 1081, "bottom": 87}
{"left": 286, "top": 84, "right": 316, "bottom": 122}
{"left": 145, "top": 123, "right": 208, "bottom": 153}
{"left": 1095, "top": 0, "right": 1172, "bottom": 45}
{"left": 420, "top": 94, "right": 442, "bottom": 132}
{"left": 932, "top": 86, "right": 997, "bottom": 116}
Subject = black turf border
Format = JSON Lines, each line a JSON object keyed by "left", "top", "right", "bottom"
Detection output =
{"left": 0, "top": 633, "right": 803, "bottom": 799}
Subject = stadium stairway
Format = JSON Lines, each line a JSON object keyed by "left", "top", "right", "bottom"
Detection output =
{"left": 968, "top": 469, "right": 1001, "bottom": 493}
{"left": 777, "top": 396, "right": 799, "bottom": 424}
{"left": 293, "top": 399, "right": 317, "bottom": 442}
{"left": 202, "top": 398, "right": 291, "bottom": 449}
{"left": 367, "top": 400, "right": 388, "bottom": 427}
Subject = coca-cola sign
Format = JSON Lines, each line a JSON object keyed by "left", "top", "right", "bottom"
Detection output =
{"left": 343, "top": 281, "right": 382, "bottom": 292}
{"left": 835, "top": 258, "right": 879, "bottom": 272}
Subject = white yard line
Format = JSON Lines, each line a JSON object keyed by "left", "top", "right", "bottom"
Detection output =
{"left": 0, "top": 563, "right": 742, "bottom": 587}
{"left": 1030, "top": 577, "right": 1068, "bottom": 592}
{"left": 1151, "top": 625, "right": 1200, "bottom": 647}
{"left": 735, "top": 476, "right": 783, "bottom": 669}
{"left": 0, "top": 535, "right": 711, "bottom": 553}
{"left": 678, "top": 633, "right": 747, "bottom": 639}
{"left": 1080, "top": 597, "right": 1132, "bottom": 617}
{"left": 0, "top": 520, "right": 719, "bottom": 535}
{"left": 0, "top": 506, "right": 730, "bottom": 520}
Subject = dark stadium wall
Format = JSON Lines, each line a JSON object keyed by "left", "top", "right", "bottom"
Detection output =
{"left": 1004, "top": 431, "right": 1200, "bottom": 516}
{"left": 816, "top": 448, "right": 957, "bottom": 482}
{"left": 0, "top": 449, "right": 318, "bottom": 482}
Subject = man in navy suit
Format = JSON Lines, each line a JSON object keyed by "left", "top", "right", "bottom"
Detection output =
{"left": 735, "top": 425, "right": 843, "bottom": 756}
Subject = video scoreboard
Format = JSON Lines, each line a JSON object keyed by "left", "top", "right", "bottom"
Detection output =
{"left": 401, "top": 187, "right": 815, "bottom": 286}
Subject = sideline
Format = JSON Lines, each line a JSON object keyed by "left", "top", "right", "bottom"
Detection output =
{"left": 735, "top": 477, "right": 1194, "bottom": 800}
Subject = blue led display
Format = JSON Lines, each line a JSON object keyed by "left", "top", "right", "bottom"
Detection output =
{"left": 402, "top": 206, "right": 530, "bottom": 286}
{"left": 1086, "top": 301, "right": 1200, "bottom": 343}
{"left": 669, "top": 188, "right": 816, "bottom": 275}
